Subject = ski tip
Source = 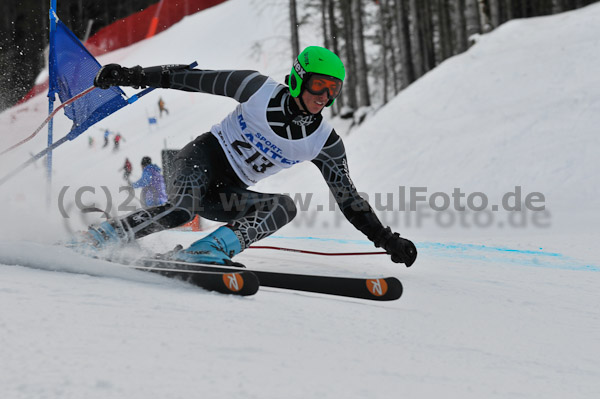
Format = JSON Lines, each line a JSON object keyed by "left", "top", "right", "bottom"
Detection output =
{"left": 365, "top": 277, "right": 403, "bottom": 301}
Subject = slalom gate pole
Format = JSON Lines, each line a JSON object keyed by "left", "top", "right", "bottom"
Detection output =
{"left": 47, "top": 1, "right": 58, "bottom": 206}
{"left": 248, "top": 245, "right": 386, "bottom": 256}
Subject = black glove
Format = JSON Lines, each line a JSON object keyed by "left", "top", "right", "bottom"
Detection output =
{"left": 94, "top": 64, "right": 146, "bottom": 89}
{"left": 374, "top": 227, "right": 417, "bottom": 267}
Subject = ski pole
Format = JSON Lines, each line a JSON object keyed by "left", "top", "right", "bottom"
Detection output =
{"left": 248, "top": 245, "right": 386, "bottom": 256}
{"left": 0, "top": 85, "right": 96, "bottom": 156}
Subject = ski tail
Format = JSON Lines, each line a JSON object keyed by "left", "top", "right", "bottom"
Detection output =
{"left": 135, "top": 264, "right": 259, "bottom": 296}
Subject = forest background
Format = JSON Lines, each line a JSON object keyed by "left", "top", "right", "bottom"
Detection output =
{"left": 1, "top": 0, "right": 597, "bottom": 113}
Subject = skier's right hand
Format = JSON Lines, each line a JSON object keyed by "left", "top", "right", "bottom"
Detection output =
{"left": 384, "top": 233, "right": 417, "bottom": 267}
{"left": 94, "top": 64, "right": 146, "bottom": 89}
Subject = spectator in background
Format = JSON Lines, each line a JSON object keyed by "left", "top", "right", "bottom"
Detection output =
{"left": 158, "top": 97, "right": 169, "bottom": 117}
{"left": 120, "top": 158, "right": 132, "bottom": 182}
{"left": 103, "top": 129, "right": 111, "bottom": 147}
{"left": 131, "top": 156, "right": 167, "bottom": 207}
{"left": 113, "top": 133, "right": 124, "bottom": 150}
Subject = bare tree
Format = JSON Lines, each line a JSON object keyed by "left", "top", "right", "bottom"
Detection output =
{"left": 351, "top": 0, "right": 371, "bottom": 107}
{"left": 327, "top": 0, "right": 341, "bottom": 56}
{"left": 552, "top": 0, "right": 564, "bottom": 13}
{"left": 408, "top": 0, "right": 424, "bottom": 78}
{"left": 488, "top": 0, "right": 501, "bottom": 28}
{"left": 327, "top": 0, "right": 344, "bottom": 113}
{"left": 321, "top": 0, "right": 330, "bottom": 49}
{"left": 478, "top": 0, "right": 493, "bottom": 32}
{"left": 393, "top": 0, "right": 415, "bottom": 87}
{"left": 465, "top": 0, "right": 482, "bottom": 40}
{"left": 454, "top": 0, "right": 469, "bottom": 53}
{"left": 320, "top": 0, "right": 339, "bottom": 115}
{"left": 503, "top": 0, "right": 513, "bottom": 20}
{"left": 437, "top": 0, "right": 454, "bottom": 60}
{"left": 290, "top": 0, "right": 300, "bottom": 57}
{"left": 379, "top": 0, "right": 390, "bottom": 104}
{"left": 420, "top": 0, "right": 436, "bottom": 71}
{"left": 381, "top": 0, "right": 400, "bottom": 95}
{"left": 340, "top": 0, "right": 358, "bottom": 110}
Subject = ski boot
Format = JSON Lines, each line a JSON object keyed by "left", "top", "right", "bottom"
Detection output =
{"left": 67, "top": 221, "right": 125, "bottom": 255}
{"left": 172, "top": 226, "right": 243, "bottom": 265}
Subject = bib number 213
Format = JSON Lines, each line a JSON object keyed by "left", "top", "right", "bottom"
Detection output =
{"left": 232, "top": 140, "right": 274, "bottom": 174}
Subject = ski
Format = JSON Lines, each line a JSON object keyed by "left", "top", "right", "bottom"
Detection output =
{"left": 130, "top": 263, "right": 259, "bottom": 296}
{"left": 136, "top": 258, "right": 403, "bottom": 301}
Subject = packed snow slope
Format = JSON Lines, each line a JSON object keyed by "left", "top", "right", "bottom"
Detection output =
{"left": 1, "top": 0, "right": 599, "bottom": 398}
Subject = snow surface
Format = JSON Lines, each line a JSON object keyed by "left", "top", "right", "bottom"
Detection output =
{"left": 1, "top": 0, "right": 599, "bottom": 397}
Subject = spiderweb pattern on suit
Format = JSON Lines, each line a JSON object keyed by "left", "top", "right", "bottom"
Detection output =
{"left": 229, "top": 195, "right": 296, "bottom": 250}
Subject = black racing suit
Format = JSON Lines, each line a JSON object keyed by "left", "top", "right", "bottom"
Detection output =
{"left": 113, "top": 68, "right": 387, "bottom": 251}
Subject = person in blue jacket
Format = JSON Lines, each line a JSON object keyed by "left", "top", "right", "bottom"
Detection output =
{"left": 131, "top": 156, "right": 167, "bottom": 207}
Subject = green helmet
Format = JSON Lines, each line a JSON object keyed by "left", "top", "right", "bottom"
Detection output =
{"left": 288, "top": 46, "right": 345, "bottom": 107}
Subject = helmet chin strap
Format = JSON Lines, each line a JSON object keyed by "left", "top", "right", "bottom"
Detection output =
{"left": 297, "top": 89, "right": 324, "bottom": 116}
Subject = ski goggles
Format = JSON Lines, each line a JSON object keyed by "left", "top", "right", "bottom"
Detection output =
{"left": 304, "top": 74, "right": 343, "bottom": 99}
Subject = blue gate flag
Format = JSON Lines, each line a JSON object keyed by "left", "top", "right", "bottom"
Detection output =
{"left": 49, "top": 19, "right": 128, "bottom": 140}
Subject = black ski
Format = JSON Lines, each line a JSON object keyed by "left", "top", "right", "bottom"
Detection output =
{"left": 132, "top": 263, "right": 259, "bottom": 296}
{"left": 137, "top": 258, "right": 403, "bottom": 301}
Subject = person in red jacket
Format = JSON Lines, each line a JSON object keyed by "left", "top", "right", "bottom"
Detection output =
{"left": 120, "top": 158, "right": 132, "bottom": 182}
{"left": 113, "top": 133, "right": 124, "bottom": 150}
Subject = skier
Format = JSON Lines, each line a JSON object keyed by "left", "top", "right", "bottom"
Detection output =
{"left": 131, "top": 156, "right": 168, "bottom": 207}
{"left": 120, "top": 158, "right": 132, "bottom": 182}
{"left": 113, "top": 133, "right": 124, "bottom": 150}
{"left": 103, "top": 129, "right": 111, "bottom": 147}
{"left": 81, "top": 46, "right": 417, "bottom": 266}
{"left": 158, "top": 97, "right": 169, "bottom": 117}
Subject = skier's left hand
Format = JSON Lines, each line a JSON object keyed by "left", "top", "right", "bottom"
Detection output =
{"left": 375, "top": 227, "right": 417, "bottom": 267}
